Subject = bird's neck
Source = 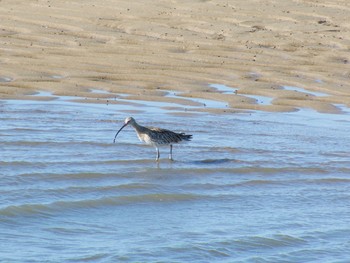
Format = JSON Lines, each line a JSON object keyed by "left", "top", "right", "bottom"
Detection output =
{"left": 131, "top": 122, "right": 145, "bottom": 133}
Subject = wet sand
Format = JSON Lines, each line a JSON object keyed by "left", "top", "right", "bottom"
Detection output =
{"left": 1, "top": 0, "right": 350, "bottom": 113}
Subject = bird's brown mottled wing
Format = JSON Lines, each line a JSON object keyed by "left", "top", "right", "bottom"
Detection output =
{"left": 148, "top": 127, "right": 191, "bottom": 145}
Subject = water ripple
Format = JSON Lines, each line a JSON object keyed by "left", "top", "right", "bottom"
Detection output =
{"left": 1, "top": 99, "right": 350, "bottom": 262}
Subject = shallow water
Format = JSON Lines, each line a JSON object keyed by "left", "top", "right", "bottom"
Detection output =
{"left": 1, "top": 96, "right": 350, "bottom": 262}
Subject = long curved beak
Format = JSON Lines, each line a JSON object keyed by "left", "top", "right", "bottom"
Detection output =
{"left": 113, "top": 123, "right": 128, "bottom": 143}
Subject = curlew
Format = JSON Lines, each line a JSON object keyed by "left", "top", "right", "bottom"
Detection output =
{"left": 113, "top": 117, "right": 192, "bottom": 161}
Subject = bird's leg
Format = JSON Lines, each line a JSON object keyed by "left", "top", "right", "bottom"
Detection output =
{"left": 156, "top": 147, "right": 160, "bottom": 161}
{"left": 169, "top": 144, "right": 173, "bottom": 161}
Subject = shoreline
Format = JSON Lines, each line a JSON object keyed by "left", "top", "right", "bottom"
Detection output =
{"left": 1, "top": 0, "right": 349, "bottom": 113}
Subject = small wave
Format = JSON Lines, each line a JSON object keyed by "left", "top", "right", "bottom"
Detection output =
{"left": 0, "top": 161, "right": 40, "bottom": 167}
{"left": 183, "top": 180, "right": 281, "bottom": 191}
{"left": 166, "top": 242, "right": 231, "bottom": 260}
{"left": 235, "top": 234, "right": 306, "bottom": 249}
{"left": 1, "top": 141, "right": 49, "bottom": 146}
{"left": 187, "top": 245, "right": 231, "bottom": 259}
{"left": 0, "top": 193, "right": 204, "bottom": 218}
{"left": 68, "top": 253, "right": 110, "bottom": 262}
{"left": 311, "top": 178, "right": 350, "bottom": 184}
{"left": 230, "top": 167, "right": 329, "bottom": 175}
{"left": 16, "top": 172, "right": 122, "bottom": 184}
{"left": 0, "top": 203, "right": 54, "bottom": 218}
{"left": 103, "top": 158, "right": 160, "bottom": 165}
{"left": 35, "top": 183, "right": 159, "bottom": 196}
{"left": 321, "top": 151, "right": 350, "bottom": 158}
{"left": 1, "top": 141, "right": 113, "bottom": 147}
{"left": 69, "top": 193, "right": 203, "bottom": 207}
{"left": 193, "top": 158, "right": 236, "bottom": 164}
{"left": 7, "top": 127, "right": 39, "bottom": 132}
{"left": 237, "top": 179, "right": 280, "bottom": 187}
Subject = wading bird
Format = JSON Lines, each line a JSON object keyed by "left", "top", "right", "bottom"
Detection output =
{"left": 114, "top": 117, "right": 192, "bottom": 161}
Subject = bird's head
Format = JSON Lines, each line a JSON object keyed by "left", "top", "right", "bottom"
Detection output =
{"left": 113, "top": 117, "right": 136, "bottom": 143}
{"left": 124, "top": 117, "right": 135, "bottom": 125}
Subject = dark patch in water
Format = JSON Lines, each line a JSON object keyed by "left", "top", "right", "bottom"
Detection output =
{"left": 194, "top": 158, "right": 236, "bottom": 164}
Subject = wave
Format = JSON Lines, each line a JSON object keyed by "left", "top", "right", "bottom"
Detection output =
{"left": 0, "top": 203, "right": 54, "bottom": 218}
{"left": 69, "top": 253, "right": 110, "bottom": 262}
{"left": 234, "top": 234, "right": 307, "bottom": 249}
{"left": 1, "top": 140, "right": 113, "bottom": 147}
{"left": 0, "top": 193, "right": 205, "bottom": 218}
{"left": 193, "top": 158, "right": 237, "bottom": 164}
{"left": 161, "top": 234, "right": 307, "bottom": 262}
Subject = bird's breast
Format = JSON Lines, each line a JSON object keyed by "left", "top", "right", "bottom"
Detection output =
{"left": 137, "top": 132, "right": 153, "bottom": 145}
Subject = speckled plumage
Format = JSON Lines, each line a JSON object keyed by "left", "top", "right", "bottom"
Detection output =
{"left": 114, "top": 117, "right": 192, "bottom": 161}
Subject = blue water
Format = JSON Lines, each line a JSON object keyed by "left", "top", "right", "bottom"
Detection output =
{"left": 1, "top": 96, "right": 350, "bottom": 262}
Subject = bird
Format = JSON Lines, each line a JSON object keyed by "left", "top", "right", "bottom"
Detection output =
{"left": 113, "top": 117, "right": 192, "bottom": 161}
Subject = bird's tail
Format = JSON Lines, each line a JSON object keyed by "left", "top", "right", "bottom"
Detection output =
{"left": 180, "top": 133, "right": 192, "bottom": 141}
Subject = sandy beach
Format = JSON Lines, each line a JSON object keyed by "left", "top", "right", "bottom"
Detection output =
{"left": 0, "top": 0, "right": 349, "bottom": 113}
{"left": 2, "top": 1, "right": 350, "bottom": 261}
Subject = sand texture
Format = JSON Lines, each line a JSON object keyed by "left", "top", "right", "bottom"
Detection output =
{"left": 0, "top": 0, "right": 349, "bottom": 113}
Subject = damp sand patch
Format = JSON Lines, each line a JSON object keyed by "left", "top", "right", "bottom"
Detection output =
{"left": 283, "top": 86, "right": 329, "bottom": 97}
{"left": 5, "top": 89, "right": 236, "bottom": 115}
{"left": 2, "top": 83, "right": 350, "bottom": 116}
{"left": 207, "top": 84, "right": 296, "bottom": 112}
